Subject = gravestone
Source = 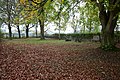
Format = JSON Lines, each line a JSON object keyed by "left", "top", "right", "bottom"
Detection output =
{"left": 92, "top": 35, "right": 100, "bottom": 42}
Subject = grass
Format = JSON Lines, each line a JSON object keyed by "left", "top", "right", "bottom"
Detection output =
{"left": 5, "top": 38, "right": 84, "bottom": 45}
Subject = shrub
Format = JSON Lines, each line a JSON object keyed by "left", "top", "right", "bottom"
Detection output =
{"left": 63, "top": 33, "right": 101, "bottom": 42}
{"left": 52, "top": 33, "right": 66, "bottom": 39}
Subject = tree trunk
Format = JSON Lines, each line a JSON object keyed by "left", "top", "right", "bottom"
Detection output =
{"left": 83, "top": 22, "right": 85, "bottom": 33}
{"left": 35, "top": 24, "right": 38, "bottom": 38}
{"left": 58, "top": 26, "right": 61, "bottom": 40}
{"left": 101, "top": 28, "right": 115, "bottom": 50}
{"left": 74, "top": 29, "right": 77, "bottom": 33}
{"left": 17, "top": 25, "right": 21, "bottom": 38}
{"left": 39, "top": 19, "right": 45, "bottom": 40}
{"left": 58, "top": 18, "right": 61, "bottom": 40}
{"left": 8, "top": 22, "right": 12, "bottom": 39}
{"left": 26, "top": 24, "right": 29, "bottom": 38}
{"left": 100, "top": 12, "right": 118, "bottom": 50}
{"left": 89, "top": 20, "right": 92, "bottom": 33}
{"left": 95, "top": 1, "right": 120, "bottom": 50}
{"left": 7, "top": 0, "right": 12, "bottom": 39}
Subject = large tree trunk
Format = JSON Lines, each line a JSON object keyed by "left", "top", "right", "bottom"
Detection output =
{"left": 26, "top": 24, "right": 29, "bottom": 38}
{"left": 98, "top": 4, "right": 118, "bottom": 50}
{"left": 101, "top": 28, "right": 115, "bottom": 49}
{"left": 17, "top": 25, "right": 21, "bottom": 38}
{"left": 101, "top": 16, "right": 118, "bottom": 50}
{"left": 92, "top": 0, "right": 120, "bottom": 50}
{"left": 39, "top": 19, "right": 45, "bottom": 40}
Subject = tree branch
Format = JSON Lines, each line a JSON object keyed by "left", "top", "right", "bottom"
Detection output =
{"left": 29, "top": 24, "right": 35, "bottom": 29}
{"left": 29, "top": 0, "right": 48, "bottom": 6}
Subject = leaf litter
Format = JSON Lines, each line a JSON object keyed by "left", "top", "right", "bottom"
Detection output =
{"left": 0, "top": 42, "right": 120, "bottom": 80}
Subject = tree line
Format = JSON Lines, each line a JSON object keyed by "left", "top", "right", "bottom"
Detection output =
{"left": 0, "top": 0, "right": 120, "bottom": 50}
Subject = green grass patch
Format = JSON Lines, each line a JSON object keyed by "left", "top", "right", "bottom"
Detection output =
{"left": 6, "top": 38, "right": 81, "bottom": 45}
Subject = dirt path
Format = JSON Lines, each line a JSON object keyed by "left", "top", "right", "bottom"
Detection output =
{"left": 0, "top": 43, "right": 120, "bottom": 80}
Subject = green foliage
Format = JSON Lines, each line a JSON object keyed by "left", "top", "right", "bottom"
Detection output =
{"left": 52, "top": 33, "right": 66, "bottom": 39}
{"left": 101, "top": 44, "right": 119, "bottom": 51}
{"left": 67, "top": 33, "right": 100, "bottom": 39}
{"left": 67, "top": 33, "right": 80, "bottom": 37}
{"left": 78, "top": 2, "right": 100, "bottom": 33}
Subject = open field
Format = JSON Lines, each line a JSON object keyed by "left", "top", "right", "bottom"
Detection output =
{"left": 0, "top": 39, "right": 120, "bottom": 80}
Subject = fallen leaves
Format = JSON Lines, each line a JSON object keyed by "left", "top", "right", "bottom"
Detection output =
{"left": 0, "top": 42, "right": 120, "bottom": 80}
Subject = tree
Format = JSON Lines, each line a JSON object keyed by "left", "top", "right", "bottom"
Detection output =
{"left": 19, "top": 0, "right": 53, "bottom": 40}
{"left": 6, "top": 0, "right": 12, "bottom": 39}
{"left": 71, "top": 7, "right": 81, "bottom": 33}
{"left": 13, "top": 0, "right": 22, "bottom": 38}
{"left": 48, "top": 0, "right": 69, "bottom": 39}
{"left": 35, "top": 22, "right": 38, "bottom": 38}
{"left": 0, "top": 0, "right": 20, "bottom": 39}
{"left": 0, "top": 0, "right": 12, "bottom": 39}
{"left": 78, "top": 2, "right": 100, "bottom": 33}
{"left": 79, "top": 6, "right": 86, "bottom": 33}
{"left": 39, "top": 14, "right": 45, "bottom": 40}
{"left": 19, "top": 0, "right": 39, "bottom": 38}
{"left": 89, "top": 0, "right": 120, "bottom": 50}
{"left": 25, "top": 24, "right": 29, "bottom": 38}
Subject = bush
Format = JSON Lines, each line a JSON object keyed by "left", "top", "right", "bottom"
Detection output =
{"left": 66, "top": 33, "right": 100, "bottom": 39}
{"left": 51, "top": 33, "right": 101, "bottom": 41}
{"left": 52, "top": 33, "right": 66, "bottom": 39}
{"left": 67, "top": 32, "right": 100, "bottom": 36}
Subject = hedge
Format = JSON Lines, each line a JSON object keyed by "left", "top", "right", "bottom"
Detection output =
{"left": 52, "top": 33, "right": 101, "bottom": 40}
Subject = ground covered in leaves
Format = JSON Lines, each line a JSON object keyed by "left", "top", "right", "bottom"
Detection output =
{"left": 0, "top": 39, "right": 120, "bottom": 80}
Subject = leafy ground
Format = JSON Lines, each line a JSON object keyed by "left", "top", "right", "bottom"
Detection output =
{"left": 0, "top": 38, "right": 120, "bottom": 80}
